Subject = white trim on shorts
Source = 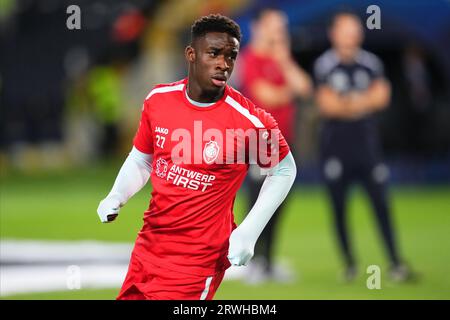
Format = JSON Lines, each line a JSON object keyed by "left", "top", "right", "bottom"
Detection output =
{"left": 200, "top": 276, "right": 213, "bottom": 300}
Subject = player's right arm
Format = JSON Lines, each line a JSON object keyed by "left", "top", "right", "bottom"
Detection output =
{"left": 97, "top": 147, "right": 152, "bottom": 223}
{"left": 97, "top": 99, "right": 154, "bottom": 223}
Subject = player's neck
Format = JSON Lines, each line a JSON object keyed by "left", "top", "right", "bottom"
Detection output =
{"left": 185, "top": 89, "right": 215, "bottom": 107}
{"left": 186, "top": 80, "right": 225, "bottom": 103}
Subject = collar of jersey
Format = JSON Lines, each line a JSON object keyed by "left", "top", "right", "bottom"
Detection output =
{"left": 182, "top": 80, "right": 228, "bottom": 111}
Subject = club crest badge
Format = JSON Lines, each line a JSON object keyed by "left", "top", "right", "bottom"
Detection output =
{"left": 155, "top": 158, "right": 168, "bottom": 178}
{"left": 203, "top": 140, "right": 220, "bottom": 164}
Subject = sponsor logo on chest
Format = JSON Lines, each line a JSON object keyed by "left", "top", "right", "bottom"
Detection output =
{"left": 154, "top": 157, "right": 216, "bottom": 192}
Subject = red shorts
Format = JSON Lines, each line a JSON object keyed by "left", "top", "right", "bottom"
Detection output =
{"left": 117, "top": 253, "right": 225, "bottom": 300}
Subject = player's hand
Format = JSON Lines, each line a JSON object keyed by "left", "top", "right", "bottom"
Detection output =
{"left": 97, "top": 196, "right": 122, "bottom": 223}
{"left": 227, "top": 228, "right": 256, "bottom": 266}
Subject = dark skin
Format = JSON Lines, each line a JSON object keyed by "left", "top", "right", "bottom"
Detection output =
{"left": 185, "top": 32, "right": 240, "bottom": 103}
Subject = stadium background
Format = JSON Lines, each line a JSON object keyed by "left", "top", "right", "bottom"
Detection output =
{"left": 1, "top": 0, "right": 449, "bottom": 299}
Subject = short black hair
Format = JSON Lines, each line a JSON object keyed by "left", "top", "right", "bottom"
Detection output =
{"left": 191, "top": 14, "right": 242, "bottom": 43}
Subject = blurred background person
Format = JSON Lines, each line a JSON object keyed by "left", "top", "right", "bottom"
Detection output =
{"left": 237, "top": 7, "right": 312, "bottom": 284}
{"left": 314, "top": 11, "right": 414, "bottom": 282}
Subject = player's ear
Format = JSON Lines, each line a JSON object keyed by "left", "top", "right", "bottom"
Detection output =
{"left": 185, "top": 45, "right": 195, "bottom": 63}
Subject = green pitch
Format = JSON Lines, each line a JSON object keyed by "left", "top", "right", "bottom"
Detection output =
{"left": 1, "top": 162, "right": 449, "bottom": 299}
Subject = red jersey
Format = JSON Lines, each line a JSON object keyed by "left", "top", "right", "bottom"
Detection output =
{"left": 238, "top": 47, "right": 296, "bottom": 144}
{"left": 132, "top": 78, "right": 290, "bottom": 276}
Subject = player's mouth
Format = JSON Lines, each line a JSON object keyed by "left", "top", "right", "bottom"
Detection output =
{"left": 211, "top": 74, "right": 227, "bottom": 87}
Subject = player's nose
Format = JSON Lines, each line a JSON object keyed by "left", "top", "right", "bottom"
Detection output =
{"left": 216, "top": 55, "right": 230, "bottom": 71}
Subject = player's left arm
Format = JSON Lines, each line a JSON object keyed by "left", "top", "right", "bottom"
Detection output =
{"left": 228, "top": 151, "right": 297, "bottom": 266}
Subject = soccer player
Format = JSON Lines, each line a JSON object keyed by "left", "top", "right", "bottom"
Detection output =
{"left": 237, "top": 7, "right": 312, "bottom": 283}
{"left": 314, "top": 11, "right": 412, "bottom": 281}
{"left": 97, "top": 14, "right": 297, "bottom": 300}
